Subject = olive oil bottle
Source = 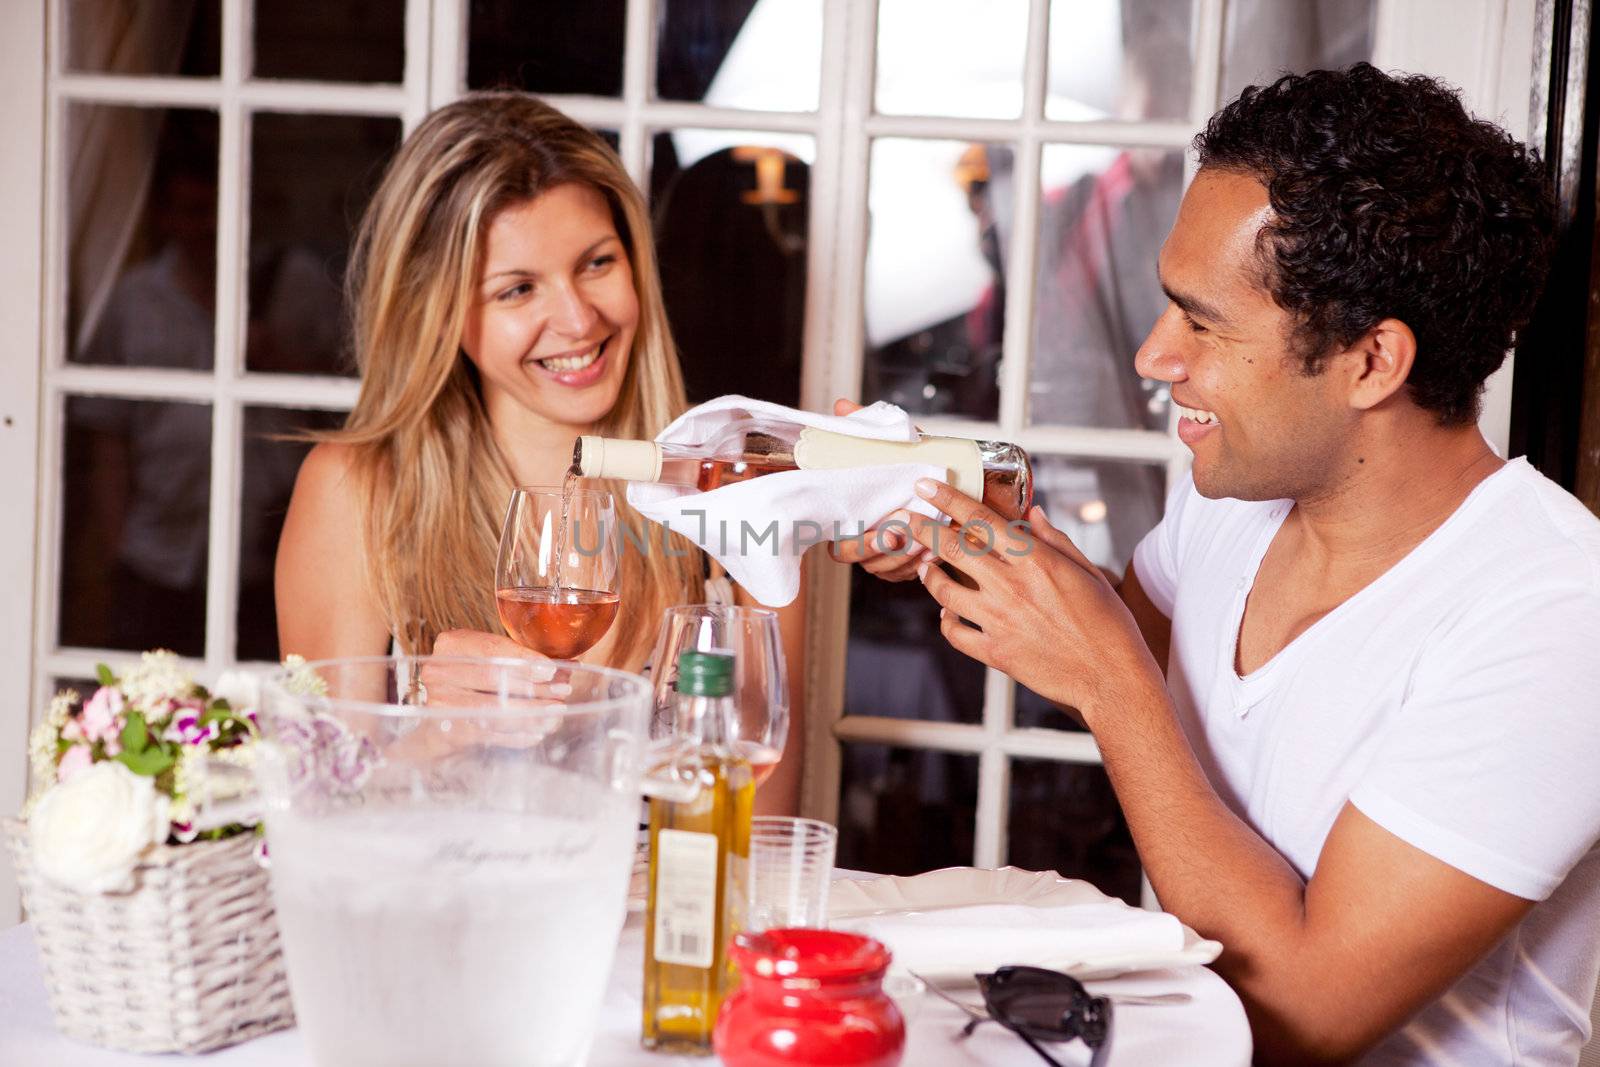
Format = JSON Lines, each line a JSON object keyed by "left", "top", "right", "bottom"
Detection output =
{"left": 641, "top": 650, "right": 754, "bottom": 1053}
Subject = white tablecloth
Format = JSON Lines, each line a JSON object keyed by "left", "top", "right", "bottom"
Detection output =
{"left": 0, "top": 913, "right": 1251, "bottom": 1066}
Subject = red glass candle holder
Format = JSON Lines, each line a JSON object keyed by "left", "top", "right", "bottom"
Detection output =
{"left": 714, "top": 928, "right": 905, "bottom": 1067}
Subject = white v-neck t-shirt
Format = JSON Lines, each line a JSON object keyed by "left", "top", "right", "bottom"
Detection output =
{"left": 1132, "top": 457, "right": 1600, "bottom": 1066}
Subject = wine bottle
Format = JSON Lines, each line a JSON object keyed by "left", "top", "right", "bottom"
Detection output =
{"left": 641, "top": 650, "right": 754, "bottom": 1054}
{"left": 574, "top": 411, "right": 1034, "bottom": 520}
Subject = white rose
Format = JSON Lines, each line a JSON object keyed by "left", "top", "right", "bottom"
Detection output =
{"left": 212, "top": 669, "right": 262, "bottom": 715}
{"left": 29, "top": 761, "right": 171, "bottom": 893}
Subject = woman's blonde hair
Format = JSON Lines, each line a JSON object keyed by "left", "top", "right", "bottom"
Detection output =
{"left": 331, "top": 90, "right": 703, "bottom": 663}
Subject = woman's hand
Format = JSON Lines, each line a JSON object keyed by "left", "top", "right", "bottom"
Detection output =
{"left": 422, "top": 629, "right": 566, "bottom": 708}
{"left": 824, "top": 398, "right": 931, "bottom": 582}
{"left": 431, "top": 627, "right": 544, "bottom": 660}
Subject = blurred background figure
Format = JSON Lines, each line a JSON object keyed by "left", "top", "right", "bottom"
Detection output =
{"left": 62, "top": 109, "right": 346, "bottom": 659}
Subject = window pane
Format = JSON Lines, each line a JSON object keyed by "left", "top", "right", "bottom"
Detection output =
{"left": 1047, "top": 0, "right": 1193, "bottom": 122}
{"left": 238, "top": 407, "right": 345, "bottom": 661}
{"left": 467, "top": 0, "right": 626, "bottom": 96}
{"left": 248, "top": 113, "right": 401, "bottom": 376}
{"left": 845, "top": 562, "right": 986, "bottom": 726}
{"left": 657, "top": 0, "right": 822, "bottom": 111}
{"left": 862, "top": 139, "right": 1011, "bottom": 421}
{"left": 1015, "top": 457, "right": 1166, "bottom": 730}
{"left": 254, "top": 0, "right": 405, "bottom": 83}
{"left": 652, "top": 130, "right": 812, "bottom": 408}
{"left": 1221, "top": 0, "right": 1376, "bottom": 104}
{"left": 50, "top": 678, "right": 99, "bottom": 705}
{"left": 66, "top": 1, "right": 220, "bottom": 77}
{"left": 1036, "top": 455, "right": 1165, "bottom": 575}
{"left": 1027, "top": 144, "right": 1184, "bottom": 430}
{"left": 60, "top": 397, "right": 211, "bottom": 658}
{"left": 838, "top": 743, "right": 977, "bottom": 874}
{"left": 1008, "top": 759, "right": 1140, "bottom": 904}
{"left": 68, "top": 107, "right": 218, "bottom": 371}
{"left": 875, "top": 0, "right": 1027, "bottom": 119}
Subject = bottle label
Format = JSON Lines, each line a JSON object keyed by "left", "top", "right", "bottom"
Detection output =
{"left": 653, "top": 828, "right": 719, "bottom": 969}
{"left": 794, "top": 428, "right": 984, "bottom": 500}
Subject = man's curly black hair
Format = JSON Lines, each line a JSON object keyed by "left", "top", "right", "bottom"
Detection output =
{"left": 1193, "top": 62, "right": 1557, "bottom": 425}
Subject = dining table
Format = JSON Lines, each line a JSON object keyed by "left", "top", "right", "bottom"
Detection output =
{"left": 0, "top": 890, "right": 1252, "bottom": 1067}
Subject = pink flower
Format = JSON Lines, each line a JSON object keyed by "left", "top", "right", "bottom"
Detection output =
{"left": 163, "top": 702, "right": 218, "bottom": 746}
{"left": 56, "top": 744, "right": 93, "bottom": 783}
{"left": 80, "top": 686, "right": 126, "bottom": 745}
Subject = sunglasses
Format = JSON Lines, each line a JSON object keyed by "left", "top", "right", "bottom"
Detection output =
{"left": 963, "top": 965, "right": 1114, "bottom": 1067}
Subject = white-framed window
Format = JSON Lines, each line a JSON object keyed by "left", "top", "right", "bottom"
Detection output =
{"left": 0, "top": 0, "right": 1536, "bottom": 922}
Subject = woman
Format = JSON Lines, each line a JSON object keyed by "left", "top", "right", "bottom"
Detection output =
{"left": 275, "top": 92, "right": 806, "bottom": 812}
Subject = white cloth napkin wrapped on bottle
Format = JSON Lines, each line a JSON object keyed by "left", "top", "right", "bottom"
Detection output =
{"left": 626, "top": 396, "right": 945, "bottom": 607}
{"left": 832, "top": 902, "right": 1188, "bottom": 979}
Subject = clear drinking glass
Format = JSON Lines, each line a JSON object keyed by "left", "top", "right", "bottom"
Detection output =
{"left": 649, "top": 604, "right": 789, "bottom": 784}
{"left": 212, "top": 656, "right": 656, "bottom": 1067}
{"left": 496, "top": 486, "right": 620, "bottom": 659}
{"left": 747, "top": 816, "right": 838, "bottom": 932}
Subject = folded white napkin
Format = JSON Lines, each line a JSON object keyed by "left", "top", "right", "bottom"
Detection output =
{"left": 832, "top": 903, "right": 1186, "bottom": 977}
{"left": 627, "top": 396, "right": 946, "bottom": 606}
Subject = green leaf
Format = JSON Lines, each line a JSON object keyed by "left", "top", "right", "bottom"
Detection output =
{"left": 120, "top": 711, "right": 149, "bottom": 755}
{"left": 55, "top": 738, "right": 71, "bottom": 756}
{"left": 96, "top": 664, "right": 115, "bottom": 688}
{"left": 199, "top": 706, "right": 233, "bottom": 727}
{"left": 114, "top": 745, "right": 174, "bottom": 777}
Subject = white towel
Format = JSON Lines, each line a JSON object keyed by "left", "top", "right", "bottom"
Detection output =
{"left": 832, "top": 903, "right": 1187, "bottom": 978}
{"left": 626, "top": 396, "right": 945, "bottom": 606}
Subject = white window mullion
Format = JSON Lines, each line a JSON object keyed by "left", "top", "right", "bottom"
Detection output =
{"left": 428, "top": 0, "right": 465, "bottom": 107}
{"left": 863, "top": 113, "right": 1193, "bottom": 148}
{"left": 835, "top": 714, "right": 1104, "bottom": 764}
{"left": 974, "top": 748, "right": 1011, "bottom": 868}
{"left": 402, "top": 0, "right": 432, "bottom": 130}
{"left": 46, "top": 650, "right": 210, "bottom": 686}
{"left": 996, "top": 0, "right": 1053, "bottom": 435}
{"left": 974, "top": 667, "right": 1017, "bottom": 867}
{"left": 53, "top": 75, "right": 223, "bottom": 108}
{"left": 55, "top": 75, "right": 409, "bottom": 115}
{"left": 619, "top": 0, "right": 656, "bottom": 185}
{"left": 823, "top": 0, "right": 878, "bottom": 407}
{"left": 800, "top": 0, "right": 854, "bottom": 414}
{"left": 1185, "top": 0, "right": 1228, "bottom": 184}
{"left": 232, "top": 373, "right": 362, "bottom": 410}
{"left": 202, "top": 0, "right": 250, "bottom": 674}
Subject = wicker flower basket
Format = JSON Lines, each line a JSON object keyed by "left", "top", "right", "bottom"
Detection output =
{"left": 3, "top": 816, "right": 295, "bottom": 1054}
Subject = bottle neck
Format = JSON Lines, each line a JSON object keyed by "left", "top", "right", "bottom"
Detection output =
{"left": 575, "top": 436, "right": 664, "bottom": 481}
{"left": 676, "top": 692, "right": 738, "bottom": 749}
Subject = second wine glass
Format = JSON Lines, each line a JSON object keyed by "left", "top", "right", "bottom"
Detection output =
{"left": 496, "top": 485, "right": 620, "bottom": 659}
{"left": 649, "top": 605, "right": 788, "bottom": 786}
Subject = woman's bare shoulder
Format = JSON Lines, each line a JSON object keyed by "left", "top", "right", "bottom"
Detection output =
{"left": 296, "top": 440, "right": 362, "bottom": 493}
{"left": 277, "top": 440, "right": 389, "bottom": 658}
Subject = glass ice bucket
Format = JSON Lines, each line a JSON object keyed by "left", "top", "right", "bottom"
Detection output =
{"left": 202, "top": 656, "right": 653, "bottom": 1067}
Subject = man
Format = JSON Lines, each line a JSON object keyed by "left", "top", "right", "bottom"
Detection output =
{"left": 839, "top": 64, "right": 1600, "bottom": 1065}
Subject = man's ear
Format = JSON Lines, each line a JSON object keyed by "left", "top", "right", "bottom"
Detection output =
{"left": 1343, "top": 317, "right": 1416, "bottom": 411}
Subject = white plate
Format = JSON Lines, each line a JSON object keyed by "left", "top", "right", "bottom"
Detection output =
{"left": 827, "top": 866, "right": 1222, "bottom": 982}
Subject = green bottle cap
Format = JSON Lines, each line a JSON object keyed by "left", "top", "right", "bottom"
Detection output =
{"left": 677, "top": 650, "right": 734, "bottom": 697}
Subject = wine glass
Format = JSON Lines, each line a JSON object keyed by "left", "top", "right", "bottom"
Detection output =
{"left": 648, "top": 604, "right": 789, "bottom": 786}
{"left": 495, "top": 486, "right": 620, "bottom": 659}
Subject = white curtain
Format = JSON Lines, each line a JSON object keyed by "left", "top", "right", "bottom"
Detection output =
{"left": 67, "top": 0, "right": 197, "bottom": 354}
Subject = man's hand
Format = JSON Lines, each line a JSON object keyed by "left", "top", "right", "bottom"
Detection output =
{"left": 905, "top": 478, "right": 1163, "bottom": 720}
{"left": 824, "top": 398, "right": 931, "bottom": 582}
